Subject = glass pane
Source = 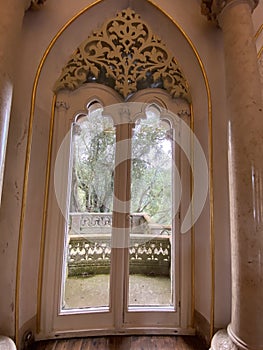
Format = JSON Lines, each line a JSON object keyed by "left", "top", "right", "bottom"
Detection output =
{"left": 129, "top": 105, "right": 173, "bottom": 307}
{"left": 62, "top": 105, "right": 116, "bottom": 310}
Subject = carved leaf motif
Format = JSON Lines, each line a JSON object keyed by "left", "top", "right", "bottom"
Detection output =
{"left": 29, "top": 0, "right": 46, "bottom": 10}
{"left": 54, "top": 8, "right": 190, "bottom": 102}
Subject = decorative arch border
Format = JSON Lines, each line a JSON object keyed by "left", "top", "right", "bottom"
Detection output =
{"left": 255, "top": 23, "right": 263, "bottom": 91}
{"left": 255, "top": 23, "right": 263, "bottom": 58}
{"left": 15, "top": 0, "right": 214, "bottom": 344}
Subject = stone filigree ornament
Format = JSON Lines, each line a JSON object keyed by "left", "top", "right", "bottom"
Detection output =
{"left": 54, "top": 8, "right": 190, "bottom": 102}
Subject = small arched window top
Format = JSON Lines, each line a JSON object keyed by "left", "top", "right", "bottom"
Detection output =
{"left": 86, "top": 100, "right": 103, "bottom": 115}
{"left": 145, "top": 104, "right": 161, "bottom": 120}
{"left": 74, "top": 100, "right": 103, "bottom": 123}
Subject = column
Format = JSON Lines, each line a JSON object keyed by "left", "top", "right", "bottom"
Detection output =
{"left": 0, "top": 336, "right": 16, "bottom": 350}
{"left": 202, "top": 1, "right": 263, "bottom": 349}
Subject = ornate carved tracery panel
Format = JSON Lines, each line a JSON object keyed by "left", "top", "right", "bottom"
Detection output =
{"left": 54, "top": 8, "right": 190, "bottom": 102}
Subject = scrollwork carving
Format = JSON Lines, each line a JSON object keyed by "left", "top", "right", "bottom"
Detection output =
{"left": 54, "top": 8, "right": 190, "bottom": 102}
{"left": 80, "top": 214, "right": 112, "bottom": 228}
{"left": 201, "top": 0, "right": 218, "bottom": 22}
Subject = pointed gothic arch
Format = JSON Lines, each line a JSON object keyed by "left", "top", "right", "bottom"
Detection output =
{"left": 17, "top": 1, "right": 214, "bottom": 344}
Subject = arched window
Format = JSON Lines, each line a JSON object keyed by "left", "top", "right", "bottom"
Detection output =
{"left": 62, "top": 98, "right": 177, "bottom": 310}
{"left": 40, "top": 8, "right": 192, "bottom": 337}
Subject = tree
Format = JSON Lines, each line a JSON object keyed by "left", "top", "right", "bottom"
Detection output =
{"left": 69, "top": 109, "right": 173, "bottom": 225}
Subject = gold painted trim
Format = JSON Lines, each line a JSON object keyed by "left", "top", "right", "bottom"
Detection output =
{"left": 255, "top": 23, "right": 263, "bottom": 59}
{"left": 15, "top": 52, "right": 39, "bottom": 346}
{"left": 208, "top": 84, "right": 215, "bottom": 341}
{"left": 190, "top": 103, "right": 195, "bottom": 328}
{"left": 255, "top": 23, "right": 263, "bottom": 40}
{"left": 146, "top": 1, "right": 215, "bottom": 338}
{"left": 15, "top": 0, "right": 103, "bottom": 343}
{"left": 36, "top": 94, "right": 56, "bottom": 333}
{"left": 16, "top": 0, "right": 214, "bottom": 341}
{"left": 258, "top": 45, "right": 263, "bottom": 58}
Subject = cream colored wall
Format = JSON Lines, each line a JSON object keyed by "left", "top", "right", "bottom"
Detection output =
{"left": 0, "top": 0, "right": 247, "bottom": 343}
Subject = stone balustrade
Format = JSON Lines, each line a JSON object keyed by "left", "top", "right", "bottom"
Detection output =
{"left": 67, "top": 234, "right": 171, "bottom": 277}
{"left": 67, "top": 213, "right": 171, "bottom": 277}
{"left": 69, "top": 212, "right": 171, "bottom": 236}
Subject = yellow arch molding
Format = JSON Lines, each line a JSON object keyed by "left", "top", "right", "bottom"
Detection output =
{"left": 255, "top": 23, "right": 263, "bottom": 58}
{"left": 258, "top": 46, "right": 263, "bottom": 59}
{"left": 15, "top": 0, "right": 214, "bottom": 343}
{"left": 255, "top": 23, "right": 263, "bottom": 40}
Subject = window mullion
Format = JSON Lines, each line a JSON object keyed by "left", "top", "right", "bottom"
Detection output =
{"left": 111, "top": 122, "right": 132, "bottom": 330}
{"left": 112, "top": 123, "right": 132, "bottom": 246}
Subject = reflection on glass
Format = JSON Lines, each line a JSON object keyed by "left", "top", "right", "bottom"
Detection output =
{"left": 129, "top": 105, "right": 173, "bottom": 307}
{"left": 62, "top": 104, "right": 116, "bottom": 310}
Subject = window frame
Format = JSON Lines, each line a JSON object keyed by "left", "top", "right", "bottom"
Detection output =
{"left": 38, "top": 84, "right": 193, "bottom": 339}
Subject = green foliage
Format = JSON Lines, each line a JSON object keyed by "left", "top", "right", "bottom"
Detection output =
{"left": 131, "top": 116, "right": 172, "bottom": 224}
{"left": 70, "top": 110, "right": 173, "bottom": 225}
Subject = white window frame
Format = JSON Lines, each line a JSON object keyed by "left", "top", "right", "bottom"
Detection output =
{"left": 38, "top": 84, "right": 193, "bottom": 339}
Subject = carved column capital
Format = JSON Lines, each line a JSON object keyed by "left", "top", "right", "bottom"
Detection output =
{"left": 25, "top": 0, "right": 47, "bottom": 11}
{"left": 55, "top": 100, "right": 70, "bottom": 111}
{"left": 201, "top": 0, "right": 259, "bottom": 23}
